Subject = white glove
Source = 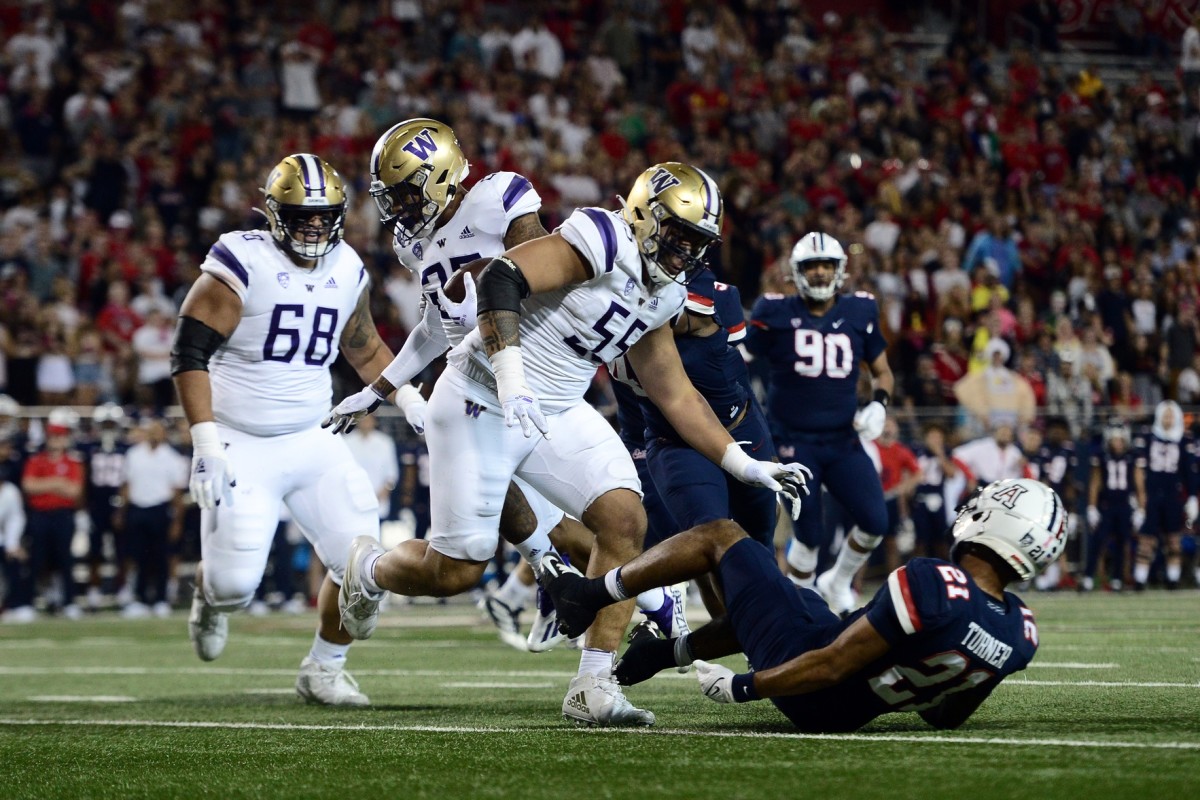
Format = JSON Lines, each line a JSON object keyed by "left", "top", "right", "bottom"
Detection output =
{"left": 491, "top": 347, "right": 550, "bottom": 439}
{"left": 1187, "top": 496, "right": 1199, "bottom": 526}
{"left": 1132, "top": 507, "right": 1145, "bottom": 532}
{"left": 695, "top": 660, "right": 737, "bottom": 703}
{"left": 1067, "top": 512, "right": 1079, "bottom": 537}
{"left": 1086, "top": 505, "right": 1100, "bottom": 529}
{"left": 189, "top": 421, "right": 235, "bottom": 509}
{"left": 853, "top": 401, "right": 887, "bottom": 441}
{"left": 322, "top": 385, "right": 384, "bottom": 435}
{"left": 721, "top": 444, "right": 812, "bottom": 519}
{"left": 394, "top": 384, "right": 426, "bottom": 435}
{"left": 436, "top": 271, "right": 478, "bottom": 330}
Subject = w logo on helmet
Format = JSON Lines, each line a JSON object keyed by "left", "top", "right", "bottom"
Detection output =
{"left": 649, "top": 167, "right": 681, "bottom": 195}
{"left": 402, "top": 129, "right": 438, "bottom": 160}
{"left": 990, "top": 483, "right": 1029, "bottom": 509}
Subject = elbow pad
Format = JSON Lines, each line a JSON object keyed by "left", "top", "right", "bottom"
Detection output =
{"left": 170, "top": 316, "right": 228, "bottom": 375}
{"left": 476, "top": 256, "right": 531, "bottom": 315}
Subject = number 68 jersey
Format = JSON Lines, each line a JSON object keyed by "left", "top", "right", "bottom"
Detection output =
{"left": 199, "top": 231, "right": 368, "bottom": 437}
{"left": 745, "top": 291, "right": 886, "bottom": 436}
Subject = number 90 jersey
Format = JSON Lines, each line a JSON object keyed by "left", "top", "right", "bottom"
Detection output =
{"left": 745, "top": 292, "right": 886, "bottom": 435}
{"left": 200, "top": 231, "right": 368, "bottom": 437}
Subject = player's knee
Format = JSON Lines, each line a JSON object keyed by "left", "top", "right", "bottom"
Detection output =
{"left": 695, "top": 519, "right": 746, "bottom": 559}
{"left": 498, "top": 483, "right": 538, "bottom": 542}
{"left": 585, "top": 491, "right": 646, "bottom": 554}
{"left": 203, "top": 570, "right": 257, "bottom": 612}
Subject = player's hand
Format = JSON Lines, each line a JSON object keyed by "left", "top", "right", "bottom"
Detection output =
{"left": 502, "top": 389, "right": 550, "bottom": 439}
{"left": 436, "top": 271, "right": 477, "bottom": 330}
{"left": 1086, "top": 505, "right": 1101, "bottom": 529}
{"left": 394, "top": 384, "right": 426, "bottom": 435}
{"left": 695, "top": 660, "right": 737, "bottom": 703}
{"left": 322, "top": 386, "right": 385, "bottom": 435}
{"left": 1132, "top": 507, "right": 1146, "bottom": 532}
{"left": 853, "top": 401, "right": 887, "bottom": 441}
{"left": 189, "top": 422, "right": 235, "bottom": 510}
{"left": 1187, "top": 496, "right": 1199, "bottom": 527}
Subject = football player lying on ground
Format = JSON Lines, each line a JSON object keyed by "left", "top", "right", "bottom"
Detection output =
{"left": 543, "top": 478, "right": 1065, "bottom": 732}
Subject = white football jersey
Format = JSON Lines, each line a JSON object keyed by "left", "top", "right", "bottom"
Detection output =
{"left": 200, "top": 231, "right": 368, "bottom": 437}
{"left": 451, "top": 207, "right": 685, "bottom": 413}
{"left": 391, "top": 171, "right": 541, "bottom": 348}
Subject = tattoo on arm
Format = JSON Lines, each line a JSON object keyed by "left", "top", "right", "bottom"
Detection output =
{"left": 342, "top": 291, "right": 384, "bottom": 365}
{"left": 503, "top": 212, "right": 549, "bottom": 249}
{"left": 479, "top": 310, "right": 521, "bottom": 357}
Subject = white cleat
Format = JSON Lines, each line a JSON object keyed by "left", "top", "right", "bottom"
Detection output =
{"left": 526, "top": 586, "right": 568, "bottom": 653}
{"left": 339, "top": 536, "right": 385, "bottom": 640}
{"left": 1, "top": 605, "right": 37, "bottom": 624}
{"left": 480, "top": 594, "right": 528, "bottom": 651}
{"left": 815, "top": 570, "right": 858, "bottom": 617}
{"left": 561, "top": 672, "right": 655, "bottom": 727}
{"left": 295, "top": 657, "right": 369, "bottom": 706}
{"left": 188, "top": 590, "right": 228, "bottom": 662}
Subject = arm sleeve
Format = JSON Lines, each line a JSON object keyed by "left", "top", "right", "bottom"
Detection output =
{"left": 379, "top": 296, "right": 451, "bottom": 389}
{"left": 743, "top": 296, "right": 776, "bottom": 357}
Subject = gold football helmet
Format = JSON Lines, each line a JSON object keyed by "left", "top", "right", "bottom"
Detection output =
{"left": 620, "top": 162, "right": 723, "bottom": 286}
{"left": 261, "top": 153, "right": 347, "bottom": 260}
{"left": 369, "top": 118, "right": 470, "bottom": 245}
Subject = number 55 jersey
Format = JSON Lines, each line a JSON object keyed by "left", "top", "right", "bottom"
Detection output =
{"left": 200, "top": 231, "right": 368, "bottom": 436}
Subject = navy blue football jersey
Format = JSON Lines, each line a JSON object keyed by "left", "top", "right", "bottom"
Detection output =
{"left": 610, "top": 369, "right": 649, "bottom": 451}
{"left": 815, "top": 558, "right": 1038, "bottom": 730}
{"left": 1091, "top": 448, "right": 1136, "bottom": 507}
{"left": 745, "top": 291, "right": 887, "bottom": 434}
{"left": 1029, "top": 442, "right": 1077, "bottom": 497}
{"left": 1133, "top": 433, "right": 1196, "bottom": 497}
{"left": 80, "top": 441, "right": 128, "bottom": 505}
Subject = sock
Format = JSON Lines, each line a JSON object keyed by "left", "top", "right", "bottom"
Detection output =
{"left": 1133, "top": 563, "right": 1150, "bottom": 585}
{"left": 362, "top": 552, "right": 384, "bottom": 595}
{"left": 603, "top": 567, "right": 631, "bottom": 601}
{"left": 494, "top": 570, "right": 535, "bottom": 611}
{"left": 578, "top": 647, "right": 614, "bottom": 678}
{"left": 833, "top": 531, "right": 878, "bottom": 586}
{"left": 309, "top": 633, "right": 349, "bottom": 665}
{"left": 635, "top": 587, "right": 666, "bottom": 613}
{"left": 514, "top": 530, "right": 555, "bottom": 566}
{"left": 787, "top": 572, "right": 815, "bottom": 589}
{"left": 1167, "top": 563, "right": 1181, "bottom": 582}
{"left": 673, "top": 633, "right": 695, "bottom": 667}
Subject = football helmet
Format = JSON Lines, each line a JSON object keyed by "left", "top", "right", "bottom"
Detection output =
{"left": 369, "top": 118, "right": 469, "bottom": 245}
{"left": 790, "top": 231, "right": 848, "bottom": 301}
{"left": 951, "top": 478, "right": 1067, "bottom": 582}
{"left": 261, "top": 153, "right": 347, "bottom": 260}
{"left": 92, "top": 403, "right": 125, "bottom": 427}
{"left": 620, "top": 162, "right": 723, "bottom": 287}
{"left": 1152, "top": 400, "right": 1183, "bottom": 442}
{"left": 1103, "top": 418, "right": 1131, "bottom": 451}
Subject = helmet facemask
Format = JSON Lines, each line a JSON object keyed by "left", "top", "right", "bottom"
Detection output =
{"left": 370, "top": 164, "right": 445, "bottom": 245}
{"left": 267, "top": 200, "right": 345, "bottom": 260}
{"left": 639, "top": 205, "right": 720, "bottom": 287}
{"left": 793, "top": 258, "right": 845, "bottom": 301}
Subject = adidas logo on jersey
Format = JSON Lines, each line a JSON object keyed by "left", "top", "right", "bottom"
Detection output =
{"left": 324, "top": 277, "right": 337, "bottom": 289}
{"left": 564, "top": 691, "right": 589, "bottom": 715}
{"left": 459, "top": 225, "right": 474, "bottom": 239}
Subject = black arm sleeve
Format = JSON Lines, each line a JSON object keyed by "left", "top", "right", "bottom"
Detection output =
{"left": 170, "top": 316, "right": 228, "bottom": 375}
{"left": 476, "top": 256, "right": 531, "bottom": 315}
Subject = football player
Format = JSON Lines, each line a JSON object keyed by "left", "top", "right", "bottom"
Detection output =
{"left": 909, "top": 420, "right": 966, "bottom": 561}
{"left": 744, "top": 232, "right": 894, "bottom": 614}
{"left": 1084, "top": 419, "right": 1137, "bottom": 591}
{"left": 337, "top": 162, "right": 811, "bottom": 727}
{"left": 1132, "top": 401, "right": 1197, "bottom": 590}
{"left": 81, "top": 403, "right": 129, "bottom": 609}
{"left": 542, "top": 478, "right": 1063, "bottom": 733}
{"left": 172, "top": 154, "right": 395, "bottom": 706}
{"left": 322, "top": 118, "right": 590, "bottom": 652}
{"left": 1025, "top": 416, "right": 1079, "bottom": 590}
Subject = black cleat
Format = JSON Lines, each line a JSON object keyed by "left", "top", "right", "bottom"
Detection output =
{"left": 613, "top": 621, "right": 678, "bottom": 686}
{"left": 538, "top": 553, "right": 595, "bottom": 638}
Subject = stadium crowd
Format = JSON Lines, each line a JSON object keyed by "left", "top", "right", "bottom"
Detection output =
{"left": 2, "top": 0, "right": 1200, "bottom": 620}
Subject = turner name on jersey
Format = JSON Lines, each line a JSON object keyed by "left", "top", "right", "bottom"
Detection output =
{"left": 200, "top": 231, "right": 368, "bottom": 437}
{"left": 450, "top": 206, "right": 684, "bottom": 413}
{"left": 393, "top": 171, "right": 541, "bottom": 349}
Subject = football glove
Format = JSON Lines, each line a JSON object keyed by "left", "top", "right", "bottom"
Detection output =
{"left": 1132, "top": 506, "right": 1146, "bottom": 532}
{"left": 722, "top": 443, "right": 811, "bottom": 518}
{"left": 695, "top": 660, "right": 736, "bottom": 704}
{"left": 1086, "top": 505, "right": 1101, "bottom": 529}
{"left": 435, "top": 271, "right": 478, "bottom": 331}
{"left": 1187, "top": 496, "right": 1199, "bottom": 527}
{"left": 189, "top": 421, "right": 235, "bottom": 509}
{"left": 322, "top": 386, "right": 384, "bottom": 435}
{"left": 853, "top": 400, "right": 887, "bottom": 441}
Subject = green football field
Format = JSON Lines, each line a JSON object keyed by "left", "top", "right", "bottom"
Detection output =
{"left": 1, "top": 590, "right": 1197, "bottom": 800}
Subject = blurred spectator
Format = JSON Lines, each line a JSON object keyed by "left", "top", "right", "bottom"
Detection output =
{"left": 1045, "top": 350, "right": 1096, "bottom": 438}
{"left": 343, "top": 414, "right": 400, "bottom": 521}
{"left": 1182, "top": 13, "right": 1200, "bottom": 109}
{"left": 952, "top": 423, "right": 1031, "bottom": 485}
{"left": 130, "top": 309, "right": 176, "bottom": 411}
{"left": 954, "top": 338, "right": 1037, "bottom": 436}
{"left": 1162, "top": 303, "right": 1199, "bottom": 400}
{"left": 279, "top": 37, "right": 324, "bottom": 120}
{"left": 0, "top": 440, "right": 30, "bottom": 623}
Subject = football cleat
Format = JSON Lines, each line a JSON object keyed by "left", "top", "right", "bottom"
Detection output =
{"left": 815, "top": 569, "right": 858, "bottom": 618}
{"left": 561, "top": 672, "right": 655, "bottom": 727}
{"left": 295, "top": 657, "right": 369, "bottom": 706}
{"left": 526, "top": 585, "right": 568, "bottom": 653}
{"left": 339, "top": 536, "right": 385, "bottom": 640}
{"left": 480, "top": 594, "right": 528, "bottom": 652}
{"left": 539, "top": 552, "right": 594, "bottom": 639}
{"left": 188, "top": 589, "right": 228, "bottom": 662}
{"left": 641, "top": 582, "right": 691, "bottom": 641}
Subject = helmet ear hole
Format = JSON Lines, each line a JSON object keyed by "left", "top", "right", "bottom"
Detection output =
{"left": 435, "top": 168, "right": 449, "bottom": 185}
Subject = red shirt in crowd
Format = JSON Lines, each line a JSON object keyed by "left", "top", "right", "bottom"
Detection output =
{"left": 22, "top": 450, "right": 85, "bottom": 512}
{"left": 877, "top": 440, "right": 920, "bottom": 496}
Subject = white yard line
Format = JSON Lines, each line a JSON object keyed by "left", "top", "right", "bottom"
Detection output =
{"left": 441, "top": 682, "right": 555, "bottom": 689}
{"left": 0, "top": 718, "right": 1195, "bottom": 751}
{"left": 1026, "top": 662, "right": 1118, "bottom": 669}
{"left": 25, "top": 696, "right": 135, "bottom": 703}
